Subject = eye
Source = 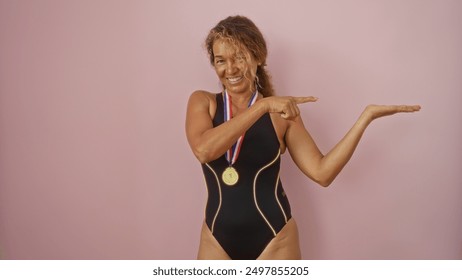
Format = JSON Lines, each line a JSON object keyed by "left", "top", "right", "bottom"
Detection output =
{"left": 215, "top": 59, "right": 224, "bottom": 65}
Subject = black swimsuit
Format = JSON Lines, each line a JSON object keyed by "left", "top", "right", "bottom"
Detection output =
{"left": 201, "top": 93, "right": 292, "bottom": 260}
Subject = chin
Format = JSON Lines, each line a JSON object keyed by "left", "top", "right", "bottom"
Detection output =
{"left": 225, "top": 83, "right": 252, "bottom": 94}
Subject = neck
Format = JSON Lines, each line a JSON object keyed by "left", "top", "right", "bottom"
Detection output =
{"left": 224, "top": 90, "right": 258, "bottom": 119}
{"left": 225, "top": 89, "right": 255, "bottom": 107}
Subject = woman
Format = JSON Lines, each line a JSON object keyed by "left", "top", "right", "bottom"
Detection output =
{"left": 185, "top": 15, "right": 420, "bottom": 260}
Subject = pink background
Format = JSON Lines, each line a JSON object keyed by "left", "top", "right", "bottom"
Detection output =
{"left": 1, "top": 0, "right": 461, "bottom": 259}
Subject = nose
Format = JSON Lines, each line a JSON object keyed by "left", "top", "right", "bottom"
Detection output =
{"left": 225, "top": 60, "right": 238, "bottom": 75}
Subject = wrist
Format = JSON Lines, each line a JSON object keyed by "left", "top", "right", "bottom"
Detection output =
{"left": 358, "top": 108, "right": 373, "bottom": 126}
{"left": 255, "top": 98, "right": 270, "bottom": 113}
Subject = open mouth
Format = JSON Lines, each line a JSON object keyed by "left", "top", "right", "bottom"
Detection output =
{"left": 227, "top": 76, "right": 243, "bottom": 84}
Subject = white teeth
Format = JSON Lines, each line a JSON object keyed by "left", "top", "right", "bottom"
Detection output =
{"left": 227, "top": 76, "right": 243, "bottom": 83}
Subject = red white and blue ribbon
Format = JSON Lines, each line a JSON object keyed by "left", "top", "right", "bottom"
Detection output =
{"left": 223, "top": 90, "right": 258, "bottom": 166}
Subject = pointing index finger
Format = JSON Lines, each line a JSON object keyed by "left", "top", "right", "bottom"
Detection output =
{"left": 294, "top": 96, "right": 318, "bottom": 104}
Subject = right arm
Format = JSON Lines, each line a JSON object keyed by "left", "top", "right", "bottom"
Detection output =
{"left": 185, "top": 91, "right": 267, "bottom": 163}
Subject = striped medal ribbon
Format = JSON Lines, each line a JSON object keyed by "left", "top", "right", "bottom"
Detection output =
{"left": 222, "top": 89, "right": 258, "bottom": 186}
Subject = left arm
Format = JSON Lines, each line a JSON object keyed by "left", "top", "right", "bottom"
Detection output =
{"left": 286, "top": 104, "right": 421, "bottom": 187}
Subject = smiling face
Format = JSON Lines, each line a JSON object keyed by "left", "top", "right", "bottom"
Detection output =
{"left": 212, "top": 38, "right": 259, "bottom": 95}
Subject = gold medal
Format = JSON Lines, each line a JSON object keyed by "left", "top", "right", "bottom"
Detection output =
{"left": 222, "top": 167, "right": 239, "bottom": 186}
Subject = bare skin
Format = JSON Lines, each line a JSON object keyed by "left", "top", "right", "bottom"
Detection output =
{"left": 186, "top": 39, "right": 421, "bottom": 259}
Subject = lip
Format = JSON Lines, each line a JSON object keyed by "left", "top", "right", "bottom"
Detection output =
{"left": 226, "top": 76, "right": 243, "bottom": 84}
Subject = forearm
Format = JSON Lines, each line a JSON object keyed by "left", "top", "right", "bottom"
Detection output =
{"left": 318, "top": 111, "right": 372, "bottom": 186}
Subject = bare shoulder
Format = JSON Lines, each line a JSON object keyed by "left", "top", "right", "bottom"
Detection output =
{"left": 189, "top": 90, "right": 215, "bottom": 104}
{"left": 188, "top": 90, "right": 219, "bottom": 119}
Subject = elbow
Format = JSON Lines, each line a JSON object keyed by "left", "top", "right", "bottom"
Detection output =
{"left": 317, "top": 179, "right": 332, "bottom": 188}
{"left": 311, "top": 172, "right": 335, "bottom": 188}
{"left": 192, "top": 146, "right": 217, "bottom": 164}
{"left": 313, "top": 164, "right": 340, "bottom": 188}
{"left": 195, "top": 155, "right": 208, "bottom": 164}
{"left": 311, "top": 175, "right": 332, "bottom": 187}
{"left": 194, "top": 150, "right": 211, "bottom": 164}
{"left": 190, "top": 139, "right": 223, "bottom": 164}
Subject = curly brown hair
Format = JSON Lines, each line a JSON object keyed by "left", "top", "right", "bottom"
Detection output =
{"left": 205, "top": 15, "right": 275, "bottom": 97}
